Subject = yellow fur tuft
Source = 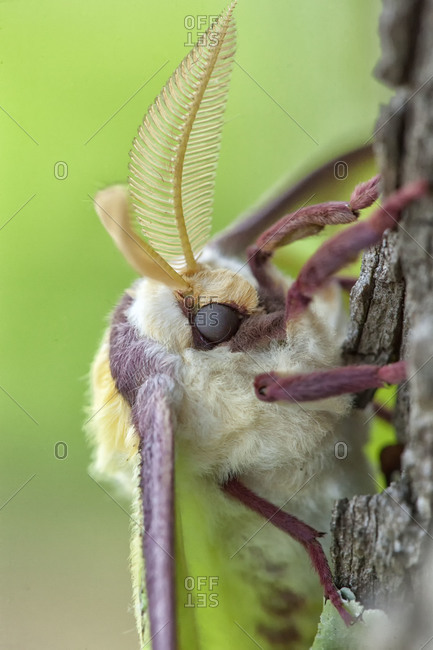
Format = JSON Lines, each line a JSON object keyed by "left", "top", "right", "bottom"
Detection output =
{"left": 86, "top": 331, "right": 138, "bottom": 491}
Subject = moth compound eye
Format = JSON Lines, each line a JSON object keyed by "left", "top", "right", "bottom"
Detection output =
{"left": 194, "top": 303, "right": 241, "bottom": 344}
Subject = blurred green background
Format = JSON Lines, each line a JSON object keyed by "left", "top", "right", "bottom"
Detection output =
{"left": 1, "top": 1, "right": 393, "bottom": 648}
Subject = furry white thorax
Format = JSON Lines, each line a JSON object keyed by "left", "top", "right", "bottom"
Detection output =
{"left": 126, "top": 246, "right": 371, "bottom": 523}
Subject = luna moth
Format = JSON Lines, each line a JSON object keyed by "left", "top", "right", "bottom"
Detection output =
{"left": 87, "top": 3, "right": 427, "bottom": 648}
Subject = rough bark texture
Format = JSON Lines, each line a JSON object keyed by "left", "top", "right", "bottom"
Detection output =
{"left": 331, "top": 0, "right": 433, "bottom": 643}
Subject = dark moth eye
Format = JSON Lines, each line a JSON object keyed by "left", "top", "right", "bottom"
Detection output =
{"left": 194, "top": 303, "right": 242, "bottom": 344}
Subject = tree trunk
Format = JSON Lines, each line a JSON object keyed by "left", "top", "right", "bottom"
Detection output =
{"left": 331, "top": 0, "right": 433, "bottom": 644}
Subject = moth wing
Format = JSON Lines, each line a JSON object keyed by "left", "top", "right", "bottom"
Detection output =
{"left": 132, "top": 374, "right": 177, "bottom": 650}
{"left": 88, "top": 335, "right": 177, "bottom": 648}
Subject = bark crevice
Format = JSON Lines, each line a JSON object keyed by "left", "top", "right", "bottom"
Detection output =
{"left": 331, "top": 2, "right": 433, "bottom": 643}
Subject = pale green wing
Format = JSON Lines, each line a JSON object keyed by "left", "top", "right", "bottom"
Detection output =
{"left": 174, "top": 452, "right": 321, "bottom": 650}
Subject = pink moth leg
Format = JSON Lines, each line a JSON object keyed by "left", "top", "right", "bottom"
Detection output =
{"left": 285, "top": 179, "right": 427, "bottom": 320}
{"left": 227, "top": 179, "right": 427, "bottom": 626}
{"left": 247, "top": 175, "right": 380, "bottom": 292}
{"left": 255, "top": 361, "right": 406, "bottom": 402}
{"left": 222, "top": 478, "right": 354, "bottom": 626}
{"left": 255, "top": 180, "right": 428, "bottom": 402}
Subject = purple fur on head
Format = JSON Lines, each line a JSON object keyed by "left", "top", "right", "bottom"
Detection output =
{"left": 109, "top": 291, "right": 179, "bottom": 406}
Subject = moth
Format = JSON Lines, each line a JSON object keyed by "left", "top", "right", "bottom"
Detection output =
{"left": 87, "top": 3, "right": 427, "bottom": 649}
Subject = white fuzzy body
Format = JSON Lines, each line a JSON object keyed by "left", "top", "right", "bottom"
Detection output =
{"left": 125, "top": 248, "right": 372, "bottom": 514}
{"left": 89, "top": 247, "right": 372, "bottom": 648}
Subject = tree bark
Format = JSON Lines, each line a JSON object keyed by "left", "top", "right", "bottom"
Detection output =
{"left": 331, "top": 0, "right": 433, "bottom": 642}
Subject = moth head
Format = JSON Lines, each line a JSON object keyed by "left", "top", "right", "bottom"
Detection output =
{"left": 179, "top": 268, "right": 258, "bottom": 349}
{"left": 94, "top": 3, "right": 238, "bottom": 311}
{"left": 126, "top": 264, "right": 259, "bottom": 353}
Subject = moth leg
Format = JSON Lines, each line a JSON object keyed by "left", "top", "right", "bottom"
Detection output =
{"left": 222, "top": 478, "right": 354, "bottom": 626}
{"left": 211, "top": 144, "right": 374, "bottom": 258}
{"left": 246, "top": 176, "right": 380, "bottom": 294}
{"left": 255, "top": 362, "right": 407, "bottom": 482}
{"left": 255, "top": 361, "right": 407, "bottom": 403}
{"left": 250, "top": 174, "right": 379, "bottom": 257}
{"left": 285, "top": 179, "right": 428, "bottom": 320}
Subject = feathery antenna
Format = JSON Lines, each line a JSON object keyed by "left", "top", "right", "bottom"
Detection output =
{"left": 129, "top": 2, "right": 237, "bottom": 273}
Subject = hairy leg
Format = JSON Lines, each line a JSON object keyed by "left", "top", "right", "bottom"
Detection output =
{"left": 246, "top": 176, "right": 380, "bottom": 294}
{"left": 285, "top": 179, "right": 427, "bottom": 320}
{"left": 222, "top": 478, "right": 354, "bottom": 625}
{"left": 253, "top": 177, "right": 426, "bottom": 403}
{"left": 255, "top": 361, "right": 406, "bottom": 402}
{"left": 210, "top": 144, "right": 374, "bottom": 258}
